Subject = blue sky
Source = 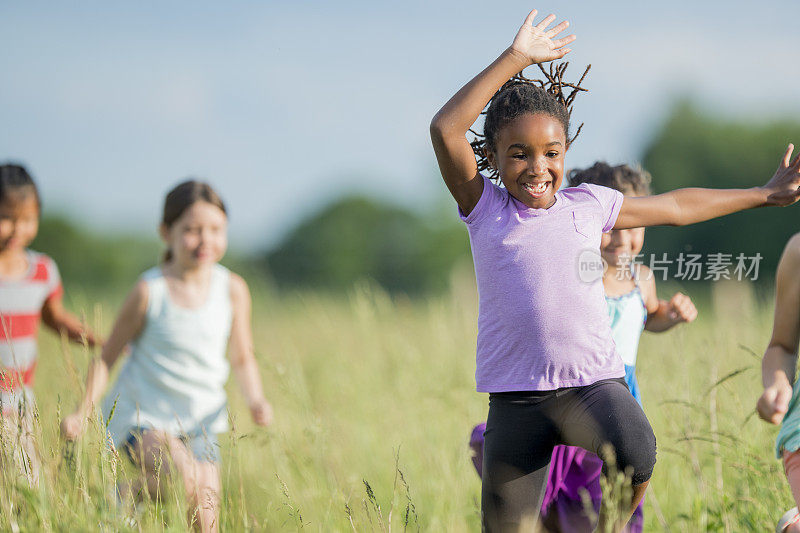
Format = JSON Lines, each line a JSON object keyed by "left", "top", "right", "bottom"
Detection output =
{"left": 3, "top": 1, "right": 799, "bottom": 252}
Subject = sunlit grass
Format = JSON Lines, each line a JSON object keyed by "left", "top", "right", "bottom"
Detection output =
{"left": 0, "top": 277, "right": 794, "bottom": 530}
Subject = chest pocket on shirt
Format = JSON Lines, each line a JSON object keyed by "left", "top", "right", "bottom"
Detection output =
{"left": 573, "top": 212, "right": 593, "bottom": 238}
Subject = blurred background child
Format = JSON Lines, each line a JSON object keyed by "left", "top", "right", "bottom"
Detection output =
{"left": 0, "top": 164, "right": 100, "bottom": 486}
{"left": 757, "top": 234, "right": 800, "bottom": 533}
{"left": 61, "top": 180, "right": 273, "bottom": 532}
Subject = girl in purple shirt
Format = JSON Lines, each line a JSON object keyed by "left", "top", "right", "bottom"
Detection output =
{"left": 470, "top": 163, "right": 699, "bottom": 532}
{"left": 430, "top": 8, "right": 800, "bottom": 531}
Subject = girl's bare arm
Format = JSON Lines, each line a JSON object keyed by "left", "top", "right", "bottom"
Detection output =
{"left": 644, "top": 292, "right": 697, "bottom": 333}
{"left": 61, "top": 281, "right": 148, "bottom": 439}
{"left": 636, "top": 266, "right": 696, "bottom": 332}
{"left": 41, "top": 295, "right": 102, "bottom": 347}
{"left": 758, "top": 234, "right": 800, "bottom": 425}
{"left": 430, "top": 10, "right": 574, "bottom": 215}
{"left": 228, "top": 274, "right": 272, "bottom": 427}
{"left": 615, "top": 145, "right": 800, "bottom": 229}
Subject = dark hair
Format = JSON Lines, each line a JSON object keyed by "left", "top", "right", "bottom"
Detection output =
{"left": 162, "top": 180, "right": 227, "bottom": 262}
{"left": 568, "top": 161, "right": 652, "bottom": 196}
{"left": 471, "top": 62, "right": 591, "bottom": 180}
{"left": 0, "top": 164, "right": 41, "bottom": 208}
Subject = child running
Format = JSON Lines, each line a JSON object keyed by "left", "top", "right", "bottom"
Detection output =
{"left": 470, "top": 162, "right": 699, "bottom": 532}
{"left": 430, "top": 9, "right": 800, "bottom": 531}
{"left": 0, "top": 164, "right": 100, "bottom": 486}
{"left": 60, "top": 180, "right": 273, "bottom": 532}
{"left": 757, "top": 235, "right": 800, "bottom": 533}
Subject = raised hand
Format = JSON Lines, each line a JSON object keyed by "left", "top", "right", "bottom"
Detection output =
{"left": 666, "top": 292, "right": 697, "bottom": 323}
{"left": 763, "top": 144, "right": 800, "bottom": 206}
{"left": 758, "top": 383, "right": 793, "bottom": 424}
{"left": 510, "top": 9, "right": 576, "bottom": 65}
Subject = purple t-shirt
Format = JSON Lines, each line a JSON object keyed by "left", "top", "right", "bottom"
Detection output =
{"left": 460, "top": 175, "right": 625, "bottom": 392}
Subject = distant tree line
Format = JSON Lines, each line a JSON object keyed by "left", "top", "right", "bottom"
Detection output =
{"left": 640, "top": 101, "right": 800, "bottom": 281}
{"left": 32, "top": 216, "right": 254, "bottom": 297}
{"left": 265, "top": 102, "right": 800, "bottom": 292}
{"left": 262, "top": 197, "right": 470, "bottom": 294}
{"left": 30, "top": 102, "right": 800, "bottom": 295}
{"left": 32, "top": 215, "right": 161, "bottom": 293}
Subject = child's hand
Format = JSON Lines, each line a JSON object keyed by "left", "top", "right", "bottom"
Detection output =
{"left": 758, "top": 383, "right": 793, "bottom": 424}
{"left": 666, "top": 292, "right": 697, "bottom": 324}
{"left": 762, "top": 144, "right": 800, "bottom": 207}
{"left": 60, "top": 412, "right": 84, "bottom": 441}
{"left": 510, "top": 10, "right": 576, "bottom": 65}
{"left": 249, "top": 398, "right": 274, "bottom": 427}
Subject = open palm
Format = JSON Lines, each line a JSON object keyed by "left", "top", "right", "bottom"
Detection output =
{"left": 764, "top": 143, "right": 800, "bottom": 206}
{"left": 510, "top": 9, "right": 575, "bottom": 65}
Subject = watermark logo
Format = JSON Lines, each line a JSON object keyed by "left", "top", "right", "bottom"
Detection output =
{"left": 577, "top": 248, "right": 608, "bottom": 283}
{"left": 576, "top": 251, "right": 763, "bottom": 282}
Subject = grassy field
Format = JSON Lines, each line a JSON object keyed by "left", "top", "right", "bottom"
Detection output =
{"left": 0, "top": 276, "right": 795, "bottom": 531}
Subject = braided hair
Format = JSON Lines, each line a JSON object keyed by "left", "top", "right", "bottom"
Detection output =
{"left": 471, "top": 62, "right": 590, "bottom": 180}
{"left": 568, "top": 162, "right": 652, "bottom": 196}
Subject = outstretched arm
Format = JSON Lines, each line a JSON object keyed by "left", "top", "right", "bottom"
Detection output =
{"left": 228, "top": 274, "right": 273, "bottom": 427}
{"left": 757, "top": 234, "right": 800, "bottom": 425}
{"left": 60, "top": 281, "right": 148, "bottom": 440}
{"left": 615, "top": 145, "right": 800, "bottom": 229}
{"left": 41, "top": 295, "right": 102, "bottom": 347}
{"left": 430, "top": 9, "right": 575, "bottom": 215}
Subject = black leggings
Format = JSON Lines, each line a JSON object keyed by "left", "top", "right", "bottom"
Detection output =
{"left": 481, "top": 378, "right": 656, "bottom": 531}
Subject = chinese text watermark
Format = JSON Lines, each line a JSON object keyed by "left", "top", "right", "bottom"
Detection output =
{"left": 619, "top": 252, "right": 762, "bottom": 281}
{"left": 577, "top": 250, "right": 763, "bottom": 282}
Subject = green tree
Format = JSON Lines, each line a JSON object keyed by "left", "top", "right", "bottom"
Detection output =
{"left": 641, "top": 101, "right": 800, "bottom": 280}
{"left": 264, "top": 196, "right": 469, "bottom": 294}
{"left": 32, "top": 215, "right": 161, "bottom": 293}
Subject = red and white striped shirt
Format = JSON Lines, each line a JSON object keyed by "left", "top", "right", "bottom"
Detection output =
{"left": 0, "top": 250, "right": 62, "bottom": 400}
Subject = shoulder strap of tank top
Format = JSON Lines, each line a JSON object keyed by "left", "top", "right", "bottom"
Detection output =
{"left": 631, "top": 263, "right": 642, "bottom": 287}
{"left": 141, "top": 267, "right": 167, "bottom": 318}
{"left": 630, "top": 263, "right": 649, "bottom": 313}
{"left": 209, "top": 264, "right": 232, "bottom": 305}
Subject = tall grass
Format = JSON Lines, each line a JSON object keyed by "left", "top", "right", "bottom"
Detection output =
{"left": 0, "top": 277, "right": 794, "bottom": 531}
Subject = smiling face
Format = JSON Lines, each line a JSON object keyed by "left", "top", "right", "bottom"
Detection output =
{"left": 488, "top": 113, "right": 567, "bottom": 209}
{"left": 0, "top": 191, "right": 40, "bottom": 255}
{"left": 160, "top": 200, "right": 228, "bottom": 268}
{"left": 600, "top": 225, "right": 646, "bottom": 268}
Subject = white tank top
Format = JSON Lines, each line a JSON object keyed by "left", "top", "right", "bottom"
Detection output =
{"left": 104, "top": 264, "right": 232, "bottom": 445}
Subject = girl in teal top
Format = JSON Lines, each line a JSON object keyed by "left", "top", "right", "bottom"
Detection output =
{"left": 758, "top": 234, "right": 800, "bottom": 532}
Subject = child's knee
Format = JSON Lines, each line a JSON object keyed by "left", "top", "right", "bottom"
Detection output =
{"left": 180, "top": 465, "right": 203, "bottom": 498}
{"left": 603, "top": 424, "right": 657, "bottom": 485}
{"left": 785, "top": 450, "right": 800, "bottom": 476}
{"left": 134, "top": 430, "right": 171, "bottom": 470}
{"left": 783, "top": 451, "right": 800, "bottom": 505}
{"left": 196, "top": 483, "right": 220, "bottom": 511}
{"left": 185, "top": 464, "right": 220, "bottom": 509}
